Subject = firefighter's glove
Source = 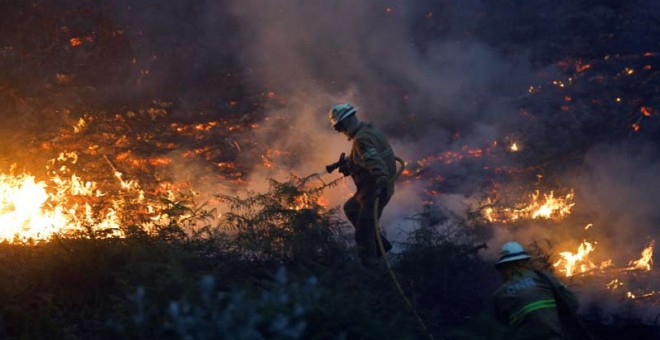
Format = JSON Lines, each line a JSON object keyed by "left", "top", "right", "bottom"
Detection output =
{"left": 375, "top": 177, "right": 389, "bottom": 203}
{"left": 338, "top": 161, "right": 352, "bottom": 177}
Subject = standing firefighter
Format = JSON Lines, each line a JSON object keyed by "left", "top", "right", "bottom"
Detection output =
{"left": 493, "top": 241, "right": 589, "bottom": 340}
{"left": 327, "top": 103, "right": 396, "bottom": 266}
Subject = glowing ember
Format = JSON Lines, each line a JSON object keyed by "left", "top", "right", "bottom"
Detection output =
{"left": 627, "top": 240, "right": 654, "bottom": 271}
{"left": 575, "top": 61, "right": 591, "bottom": 73}
{"left": 69, "top": 36, "right": 92, "bottom": 47}
{"left": 623, "top": 290, "right": 657, "bottom": 300}
{"left": 410, "top": 146, "right": 485, "bottom": 170}
{"left": 69, "top": 37, "right": 82, "bottom": 47}
{"left": 73, "top": 117, "right": 87, "bottom": 133}
{"left": 640, "top": 106, "right": 654, "bottom": 117}
{"left": 606, "top": 278, "right": 624, "bottom": 291}
{"left": 552, "top": 80, "right": 566, "bottom": 88}
{"left": 261, "top": 149, "right": 288, "bottom": 169}
{"left": 626, "top": 291, "right": 657, "bottom": 300}
{"left": 291, "top": 193, "right": 310, "bottom": 211}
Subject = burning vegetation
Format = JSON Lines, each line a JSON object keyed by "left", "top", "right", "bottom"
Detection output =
{"left": 483, "top": 189, "right": 576, "bottom": 223}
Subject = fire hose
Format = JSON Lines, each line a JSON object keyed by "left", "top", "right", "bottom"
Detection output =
{"left": 325, "top": 154, "right": 435, "bottom": 339}
{"left": 374, "top": 157, "right": 436, "bottom": 340}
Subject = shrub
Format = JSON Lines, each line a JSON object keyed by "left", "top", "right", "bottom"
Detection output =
{"left": 215, "top": 175, "right": 349, "bottom": 265}
{"left": 108, "top": 267, "right": 322, "bottom": 340}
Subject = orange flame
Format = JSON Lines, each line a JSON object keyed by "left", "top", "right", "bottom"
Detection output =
{"left": 0, "top": 172, "right": 124, "bottom": 242}
{"left": 69, "top": 37, "right": 82, "bottom": 47}
{"left": 553, "top": 241, "right": 611, "bottom": 277}
{"left": 553, "top": 241, "right": 595, "bottom": 277}
{"left": 605, "top": 278, "right": 624, "bottom": 291}
{"left": 291, "top": 193, "right": 310, "bottom": 211}
{"left": 69, "top": 36, "right": 93, "bottom": 47}
{"left": 627, "top": 240, "right": 654, "bottom": 271}
{"left": 626, "top": 291, "right": 657, "bottom": 300}
{"left": 530, "top": 190, "right": 575, "bottom": 219}
{"left": 576, "top": 62, "right": 591, "bottom": 73}
{"left": 484, "top": 190, "right": 575, "bottom": 223}
{"left": 640, "top": 106, "right": 654, "bottom": 117}
{"left": 0, "top": 152, "right": 187, "bottom": 243}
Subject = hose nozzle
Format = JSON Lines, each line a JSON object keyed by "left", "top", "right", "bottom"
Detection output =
{"left": 325, "top": 152, "right": 346, "bottom": 173}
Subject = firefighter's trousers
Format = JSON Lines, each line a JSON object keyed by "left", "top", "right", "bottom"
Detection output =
{"left": 343, "top": 188, "right": 392, "bottom": 265}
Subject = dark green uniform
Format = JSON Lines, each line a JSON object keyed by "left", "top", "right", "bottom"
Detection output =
{"left": 493, "top": 269, "right": 579, "bottom": 339}
{"left": 342, "top": 122, "right": 396, "bottom": 265}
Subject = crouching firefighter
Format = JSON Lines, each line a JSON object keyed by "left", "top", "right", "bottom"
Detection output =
{"left": 493, "top": 241, "right": 593, "bottom": 340}
{"left": 327, "top": 103, "right": 397, "bottom": 267}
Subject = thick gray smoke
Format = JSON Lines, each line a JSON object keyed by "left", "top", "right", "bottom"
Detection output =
{"left": 221, "top": 0, "right": 538, "bottom": 240}
{"left": 573, "top": 142, "right": 660, "bottom": 263}
{"left": 0, "top": 0, "right": 657, "bottom": 323}
{"left": 0, "top": 0, "right": 656, "bottom": 259}
{"left": 224, "top": 0, "right": 533, "bottom": 132}
{"left": 217, "top": 0, "right": 660, "bottom": 263}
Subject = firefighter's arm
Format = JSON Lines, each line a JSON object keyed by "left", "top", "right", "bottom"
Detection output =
{"left": 553, "top": 275, "right": 580, "bottom": 312}
{"left": 338, "top": 159, "right": 352, "bottom": 176}
{"left": 558, "top": 284, "right": 579, "bottom": 312}
{"left": 491, "top": 293, "right": 510, "bottom": 326}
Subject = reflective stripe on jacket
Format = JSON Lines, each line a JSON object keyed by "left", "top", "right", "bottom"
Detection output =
{"left": 493, "top": 269, "right": 577, "bottom": 339}
{"left": 509, "top": 298, "right": 557, "bottom": 325}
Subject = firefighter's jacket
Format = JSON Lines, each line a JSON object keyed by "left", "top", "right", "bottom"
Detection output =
{"left": 347, "top": 122, "right": 396, "bottom": 194}
{"left": 493, "top": 269, "right": 579, "bottom": 340}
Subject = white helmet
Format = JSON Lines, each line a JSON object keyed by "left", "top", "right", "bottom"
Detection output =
{"left": 496, "top": 241, "right": 531, "bottom": 265}
{"left": 329, "top": 103, "right": 357, "bottom": 127}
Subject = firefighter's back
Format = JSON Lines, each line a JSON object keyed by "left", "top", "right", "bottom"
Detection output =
{"left": 349, "top": 123, "right": 396, "bottom": 190}
{"left": 493, "top": 269, "right": 567, "bottom": 339}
